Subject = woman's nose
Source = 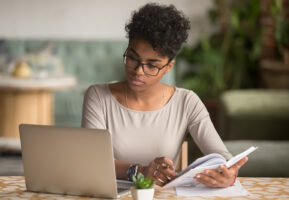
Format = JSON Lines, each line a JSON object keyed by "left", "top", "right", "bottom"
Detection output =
{"left": 135, "top": 64, "right": 145, "bottom": 75}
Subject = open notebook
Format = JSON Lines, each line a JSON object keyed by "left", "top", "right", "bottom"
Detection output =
{"left": 163, "top": 146, "right": 258, "bottom": 189}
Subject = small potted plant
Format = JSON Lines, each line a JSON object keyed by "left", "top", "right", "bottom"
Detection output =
{"left": 130, "top": 173, "right": 154, "bottom": 200}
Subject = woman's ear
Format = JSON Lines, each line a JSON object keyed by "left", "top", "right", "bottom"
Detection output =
{"left": 164, "top": 60, "right": 175, "bottom": 74}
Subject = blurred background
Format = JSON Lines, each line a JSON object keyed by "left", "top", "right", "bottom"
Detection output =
{"left": 0, "top": 0, "right": 288, "bottom": 178}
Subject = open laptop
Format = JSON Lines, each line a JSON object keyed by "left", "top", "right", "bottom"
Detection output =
{"left": 19, "top": 124, "right": 132, "bottom": 199}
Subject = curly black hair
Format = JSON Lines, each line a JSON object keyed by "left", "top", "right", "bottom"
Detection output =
{"left": 125, "top": 3, "right": 190, "bottom": 59}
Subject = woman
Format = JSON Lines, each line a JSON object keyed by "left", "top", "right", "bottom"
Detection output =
{"left": 82, "top": 3, "right": 247, "bottom": 188}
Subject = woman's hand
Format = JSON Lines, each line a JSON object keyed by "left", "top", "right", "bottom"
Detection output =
{"left": 194, "top": 157, "right": 248, "bottom": 188}
{"left": 141, "top": 157, "right": 177, "bottom": 186}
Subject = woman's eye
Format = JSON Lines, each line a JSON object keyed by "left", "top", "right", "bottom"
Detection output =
{"left": 147, "top": 64, "right": 157, "bottom": 69}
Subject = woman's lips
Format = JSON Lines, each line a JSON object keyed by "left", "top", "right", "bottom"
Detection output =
{"left": 129, "top": 77, "right": 145, "bottom": 86}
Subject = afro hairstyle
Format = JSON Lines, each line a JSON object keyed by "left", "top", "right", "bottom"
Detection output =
{"left": 125, "top": 3, "right": 190, "bottom": 59}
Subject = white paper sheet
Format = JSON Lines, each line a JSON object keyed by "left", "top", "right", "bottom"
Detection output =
{"left": 176, "top": 180, "right": 249, "bottom": 197}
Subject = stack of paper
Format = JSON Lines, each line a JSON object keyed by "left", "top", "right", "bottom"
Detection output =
{"left": 176, "top": 180, "right": 249, "bottom": 197}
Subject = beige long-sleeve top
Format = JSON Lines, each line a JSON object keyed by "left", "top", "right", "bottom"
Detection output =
{"left": 81, "top": 84, "right": 232, "bottom": 167}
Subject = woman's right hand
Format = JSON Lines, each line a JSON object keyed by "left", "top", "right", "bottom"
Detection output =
{"left": 141, "top": 157, "right": 177, "bottom": 186}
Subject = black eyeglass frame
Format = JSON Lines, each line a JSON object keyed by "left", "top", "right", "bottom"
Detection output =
{"left": 123, "top": 48, "right": 172, "bottom": 76}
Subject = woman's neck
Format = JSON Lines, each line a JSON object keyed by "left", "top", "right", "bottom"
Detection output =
{"left": 124, "top": 81, "right": 167, "bottom": 110}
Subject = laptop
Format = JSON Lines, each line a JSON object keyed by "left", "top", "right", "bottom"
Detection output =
{"left": 19, "top": 124, "right": 132, "bottom": 199}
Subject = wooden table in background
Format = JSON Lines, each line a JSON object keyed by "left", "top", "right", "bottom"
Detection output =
{"left": 0, "top": 177, "right": 288, "bottom": 199}
{"left": 0, "top": 75, "right": 76, "bottom": 138}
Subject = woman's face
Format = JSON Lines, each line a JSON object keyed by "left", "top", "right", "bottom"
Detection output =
{"left": 124, "top": 38, "right": 174, "bottom": 92}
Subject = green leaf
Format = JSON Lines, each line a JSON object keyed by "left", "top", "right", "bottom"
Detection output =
{"left": 137, "top": 173, "right": 143, "bottom": 180}
{"left": 132, "top": 176, "right": 137, "bottom": 184}
{"left": 177, "top": 0, "right": 262, "bottom": 97}
{"left": 132, "top": 173, "right": 154, "bottom": 189}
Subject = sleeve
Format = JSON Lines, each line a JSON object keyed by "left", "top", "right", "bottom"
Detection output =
{"left": 186, "top": 92, "right": 232, "bottom": 160}
{"left": 81, "top": 85, "right": 107, "bottom": 129}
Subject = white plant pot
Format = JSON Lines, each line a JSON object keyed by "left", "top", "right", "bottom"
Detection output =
{"left": 130, "top": 187, "right": 155, "bottom": 200}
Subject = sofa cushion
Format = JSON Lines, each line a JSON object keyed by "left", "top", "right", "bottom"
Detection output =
{"left": 219, "top": 90, "right": 289, "bottom": 140}
{"left": 221, "top": 90, "right": 289, "bottom": 117}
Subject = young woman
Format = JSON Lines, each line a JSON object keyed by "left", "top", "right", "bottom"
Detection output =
{"left": 82, "top": 3, "right": 247, "bottom": 188}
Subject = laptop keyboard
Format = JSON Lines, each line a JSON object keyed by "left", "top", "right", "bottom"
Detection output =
{"left": 117, "top": 187, "right": 129, "bottom": 193}
{"left": 117, "top": 180, "right": 133, "bottom": 194}
{"left": 117, "top": 181, "right": 133, "bottom": 189}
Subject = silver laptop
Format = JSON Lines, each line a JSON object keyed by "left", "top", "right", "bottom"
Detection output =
{"left": 19, "top": 124, "right": 132, "bottom": 199}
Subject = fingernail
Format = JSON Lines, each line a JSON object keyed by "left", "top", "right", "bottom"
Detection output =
{"left": 196, "top": 175, "right": 200, "bottom": 178}
{"left": 161, "top": 163, "right": 169, "bottom": 168}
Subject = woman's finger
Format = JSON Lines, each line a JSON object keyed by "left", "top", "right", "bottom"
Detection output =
{"left": 194, "top": 174, "right": 219, "bottom": 188}
{"left": 152, "top": 170, "right": 169, "bottom": 186}
{"left": 158, "top": 168, "right": 177, "bottom": 181}
{"left": 219, "top": 165, "right": 232, "bottom": 179}
{"left": 149, "top": 157, "right": 178, "bottom": 186}
{"left": 153, "top": 176, "right": 166, "bottom": 186}
{"left": 230, "top": 157, "right": 248, "bottom": 172}
{"left": 144, "top": 161, "right": 159, "bottom": 177}
{"left": 155, "top": 157, "right": 174, "bottom": 170}
{"left": 203, "top": 169, "right": 226, "bottom": 184}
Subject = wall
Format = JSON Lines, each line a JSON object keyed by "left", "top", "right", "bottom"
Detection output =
{"left": 0, "top": 0, "right": 213, "bottom": 44}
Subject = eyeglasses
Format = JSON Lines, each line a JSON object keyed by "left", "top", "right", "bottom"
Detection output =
{"left": 123, "top": 49, "right": 171, "bottom": 76}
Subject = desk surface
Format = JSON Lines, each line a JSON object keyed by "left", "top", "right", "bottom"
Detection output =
{"left": 0, "top": 176, "right": 288, "bottom": 200}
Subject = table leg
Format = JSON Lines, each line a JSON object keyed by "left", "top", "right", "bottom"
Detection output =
{"left": 0, "top": 89, "right": 53, "bottom": 138}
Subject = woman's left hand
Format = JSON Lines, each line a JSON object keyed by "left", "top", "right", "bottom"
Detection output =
{"left": 194, "top": 156, "right": 248, "bottom": 188}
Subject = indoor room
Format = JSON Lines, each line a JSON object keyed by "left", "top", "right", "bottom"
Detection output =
{"left": 0, "top": 0, "right": 288, "bottom": 199}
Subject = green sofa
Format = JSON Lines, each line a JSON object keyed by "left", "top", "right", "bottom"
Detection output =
{"left": 219, "top": 90, "right": 289, "bottom": 140}
{"left": 219, "top": 90, "right": 289, "bottom": 177}
{"left": 1, "top": 40, "right": 176, "bottom": 127}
